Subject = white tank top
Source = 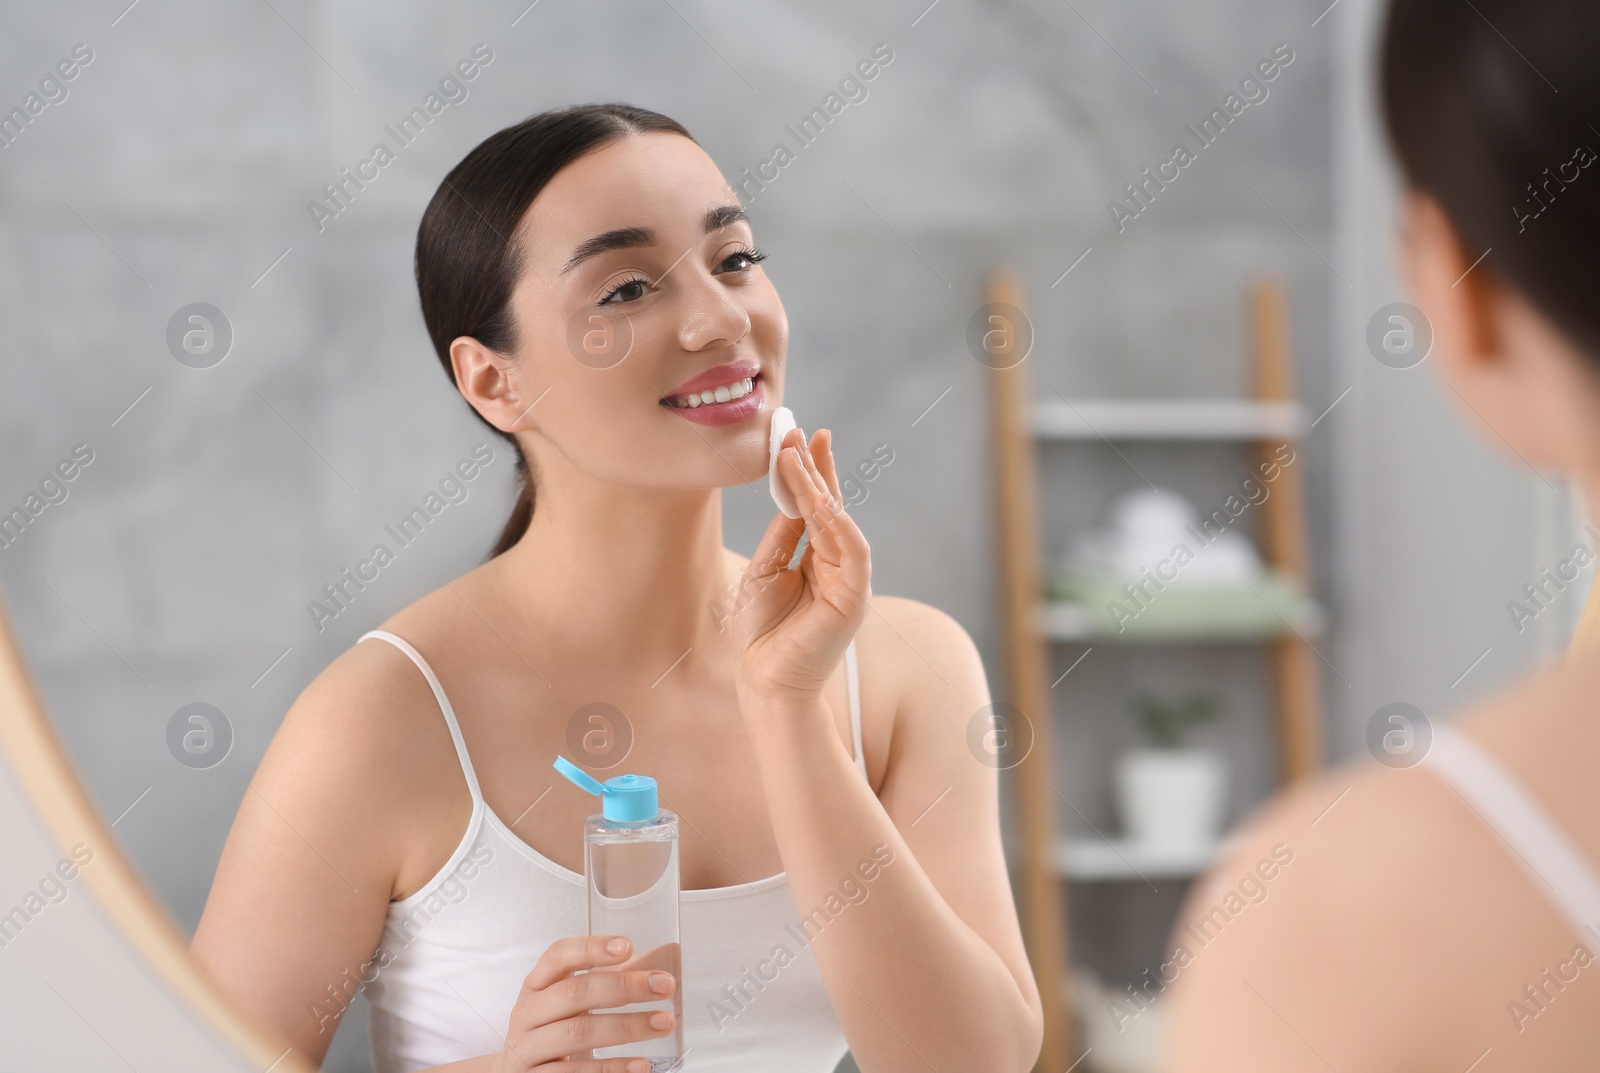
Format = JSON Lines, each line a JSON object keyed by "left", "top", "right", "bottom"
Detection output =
{"left": 355, "top": 628, "right": 865, "bottom": 1073}
{"left": 1422, "top": 721, "right": 1600, "bottom": 947}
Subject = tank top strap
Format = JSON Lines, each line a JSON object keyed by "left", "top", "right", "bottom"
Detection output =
{"left": 358, "top": 627, "right": 865, "bottom": 795}
{"left": 845, "top": 637, "right": 867, "bottom": 782}
{"left": 358, "top": 629, "right": 485, "bottom": 807}
{"left": 1424, "top": 721, "right": 1600, "bottom": 946}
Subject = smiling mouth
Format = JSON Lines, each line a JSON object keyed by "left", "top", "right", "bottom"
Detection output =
{"left": 661, "top": 372, "right": 761, "bottom": 409}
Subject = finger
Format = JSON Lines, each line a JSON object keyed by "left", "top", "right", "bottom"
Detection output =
{"left": 794, "top": 466, "right": 872, "bottom": 599}
{"left": 808, "top": 503, "right": 854, "bottom": 572}
{"left": 794, "top": 430, "right": 831, "bottom": 504}
{"left": 826, "top": 501, "right": 872, "bottom": 573}
{"left": 781, "top": 441, "right": 834, "bottom": 529}
{"left": 787, "top": 449, "right": 849, "bottom": 553}
{"left": 534, "top": 1060, "right": 661, "bottom": 1073}
{"left": 747, "top": 471, "right": 806, "bottom": 577}
{"left": 811, "top": 428, "right": 844, "bottom": 506}
{"left": 526, "top": 1008, "right": 676, "bottom": 1065}
{"left": 779, "top": 425, "right": 825, "bottom": 504}
{"left": 782, "top": 446, "right": 833, "bottom": 541}
{"left": 535, "top": 967, "right": 676, "bottom": 1025}
{"left": 522, "top": 936, "right": 631, "bottom": 995}
{"left": 533, "top": 1059, "right": 660, "bottom": 1073}
{"left": 785, "top": 433, "right": 829, "bottom": 518}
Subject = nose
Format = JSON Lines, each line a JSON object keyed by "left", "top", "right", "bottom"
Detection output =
{"left": 673, "top": 262, "right": 750, "bottom": 354}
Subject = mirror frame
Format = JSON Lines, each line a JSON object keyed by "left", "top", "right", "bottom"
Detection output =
{"left": 0, "top": 584, "right": 316, "bottom": 1072}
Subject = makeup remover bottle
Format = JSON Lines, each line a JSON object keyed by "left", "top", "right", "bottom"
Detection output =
{"left": 553, "top": 755, "right": 684, "bottom": 1071}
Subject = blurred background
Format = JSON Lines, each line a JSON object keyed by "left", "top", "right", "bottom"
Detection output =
{"left": 0, "top": 1, "right": 1587, "bottom": 1070}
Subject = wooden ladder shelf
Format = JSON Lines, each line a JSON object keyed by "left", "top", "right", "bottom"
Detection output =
{"left": 985, "top": 270, "right": 1325, "bottom": 1071}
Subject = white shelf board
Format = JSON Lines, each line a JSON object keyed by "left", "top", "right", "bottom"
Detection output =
{"left": 1058, "top": 837, "right": 1219, "bottom": 881}
{"left": 1040, "top": 598, "right": 1326, "bottom": 643}
{"left": 1033, "top": 398, "right": 1307, "bottom": 441}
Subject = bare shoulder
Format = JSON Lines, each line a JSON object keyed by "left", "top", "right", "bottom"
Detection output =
{"left": 1460, "top": 649, "right": 1600, "bottom": 856}
{"left": 1163, "top": 666, "right": 1600, "bottom": 1072}
{"left": 252, "top": 627, "right": 461, "bottom": 894}
{"left": 854, "top": 595, "right": 989, "bottom": 779}
{"left": 1172, "top": 658, "right": 1600, "bottom": 936}
{"left": 858, "top": 593, "right": 985, "bottom": 707}
{"left": 192, "top": 618, "right": 467, "bottom": 1059}
{"left": 865, "top": 593, "right": 979, "bottom": 648}
{"left": 1162, "top": 751, "right": 1482, "bottom": 1070}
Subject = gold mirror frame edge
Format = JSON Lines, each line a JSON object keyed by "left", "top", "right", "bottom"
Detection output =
{"left": 0, "top": 582, "right": 316, "bottom": 1073}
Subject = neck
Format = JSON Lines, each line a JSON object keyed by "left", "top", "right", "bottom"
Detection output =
{"left": 489, "top": 461, "right": 741, "bottom": 677}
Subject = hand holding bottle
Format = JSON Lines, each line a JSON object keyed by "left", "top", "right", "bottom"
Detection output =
{"left": 490, "top": 935, "right": 676, "bottom": 1073}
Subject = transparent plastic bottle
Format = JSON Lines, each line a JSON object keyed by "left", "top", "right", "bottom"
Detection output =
{"left": 553, "top": 755, "right": 684, "bottom": 1072}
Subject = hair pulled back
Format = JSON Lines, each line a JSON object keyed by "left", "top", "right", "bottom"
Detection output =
{"left": 1379, "top": 0, "right": 1600, "bottom": 358}
{"left": 414, "top": 102, "right": 695, "bottom": 558}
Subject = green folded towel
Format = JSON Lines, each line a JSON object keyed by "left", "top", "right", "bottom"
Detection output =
{"left": 1045, "top": 566, "right": 1316, "bottom": 640}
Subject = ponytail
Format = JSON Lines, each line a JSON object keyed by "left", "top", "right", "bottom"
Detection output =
{"left": 489, "top": 445, "right": 536, "bottom": 558}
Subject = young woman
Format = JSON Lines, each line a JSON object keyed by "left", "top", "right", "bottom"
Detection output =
{"left": 189, "top": 104, "right": 1042, "bottom": 1073}
{"left": 1163, "top": 2, "right": 1600, "bottom": 1070}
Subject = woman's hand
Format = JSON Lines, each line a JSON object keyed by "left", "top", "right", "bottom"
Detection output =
{"left": 490, "top": 935, "right": 678, "bottom": 1073}
{"left": 733, "top": 425, "right": 872, "bottom": 706}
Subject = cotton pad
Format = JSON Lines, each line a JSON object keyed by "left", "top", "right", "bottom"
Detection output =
{"left": 768, "top": 406, "right": 802, "bottom": 519}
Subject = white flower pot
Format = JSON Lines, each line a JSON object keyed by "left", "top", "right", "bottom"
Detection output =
{"left": 1115, "top": 748, "right": 1228, "bottom": 849}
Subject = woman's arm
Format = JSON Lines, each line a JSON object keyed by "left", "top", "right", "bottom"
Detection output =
{"left": 190, "top": 644, "right": 450, "bottom": 1068}
{"left": 745, "top": 597, "right": 1044, "bottom": 1073}
{"left": 734, "top": 427, "right": 1042, "bottom": 1072}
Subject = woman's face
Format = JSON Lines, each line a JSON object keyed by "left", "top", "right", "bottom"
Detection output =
{"left": 463, "top": 131, "right": 787, "bottom": 495}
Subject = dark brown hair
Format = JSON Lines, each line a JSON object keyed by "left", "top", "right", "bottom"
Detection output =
{"left": 414, "top": 103, "right": 695, "bottom": 558}
{"left": 1379, "top": 0, "right": 1600, "bottom": 358}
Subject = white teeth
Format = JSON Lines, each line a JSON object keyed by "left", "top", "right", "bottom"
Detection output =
{"left": 667, "top": 377, "right": 755, "bottom": 408}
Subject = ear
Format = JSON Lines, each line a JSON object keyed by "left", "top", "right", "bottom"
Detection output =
{"left": 450, "top": 335, "right": 532, "bottom": 433}
{"left": 1397, "top": 191, "right": 1504, "bottom": 373}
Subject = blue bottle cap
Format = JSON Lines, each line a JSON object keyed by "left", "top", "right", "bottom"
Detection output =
{"left": 553, "top": 755, "right": 659, "bottom": 822}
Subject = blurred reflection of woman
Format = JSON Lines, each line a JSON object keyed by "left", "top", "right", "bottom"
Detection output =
{"left": 190, "top": 104, "right": 1042, "bottom": 1073}
{"left": 1165, "top": 2, "right": 1600, "bottom": 1071}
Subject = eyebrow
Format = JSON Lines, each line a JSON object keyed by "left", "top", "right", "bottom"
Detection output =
{"left": 559, "top": 204, "right": 749, "bottom": 276}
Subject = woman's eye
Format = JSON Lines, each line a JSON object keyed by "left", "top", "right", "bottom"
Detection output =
{"left": 600, "top": 277, "right": 649, "bottom": 305}
{"left": 720, "top": 246, "right": 767, "bottom": 273}
{"left": 601, "top": 248, "right": 765, "bottom": 303}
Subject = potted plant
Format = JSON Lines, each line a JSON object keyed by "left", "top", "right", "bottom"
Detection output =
{"left": 1114, "top": 693, "right": 1228, "bottom": 850}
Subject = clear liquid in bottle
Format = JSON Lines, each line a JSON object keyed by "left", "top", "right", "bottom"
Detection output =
{"left": 584, "top": 811, "right": 684, "bottom": 1072}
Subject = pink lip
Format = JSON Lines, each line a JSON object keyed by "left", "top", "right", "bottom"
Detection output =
{"left": 663, "top": 376, "right": 766, "bottom": 427}
{"left": 660, "top": 358, "right": 761, "bottom": 400}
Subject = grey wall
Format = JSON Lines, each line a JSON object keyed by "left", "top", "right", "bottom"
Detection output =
{"left": 0, "top": 0, "right": 1571, "bottom": 1069}
{"left": 1325, "top": 0, "right": 1582, "bottom": 764}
